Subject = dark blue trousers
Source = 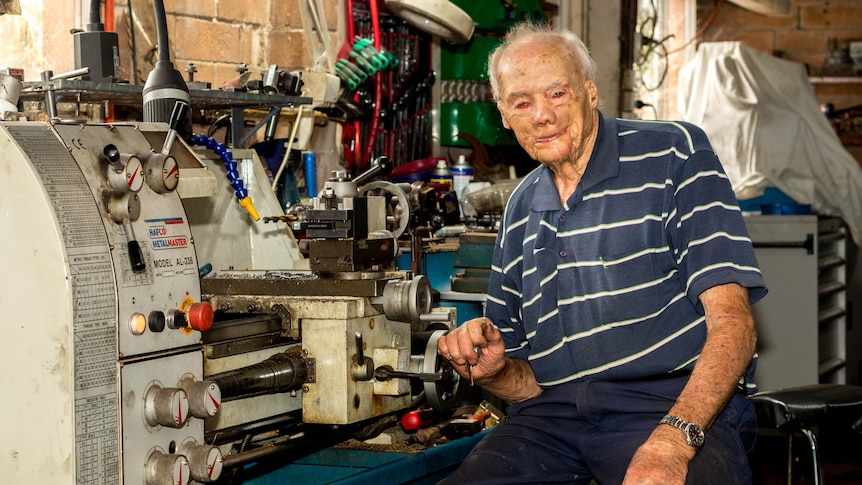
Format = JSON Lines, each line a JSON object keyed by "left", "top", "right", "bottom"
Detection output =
{"left": 438, "top": 375, "right": 757, "bottom": 485}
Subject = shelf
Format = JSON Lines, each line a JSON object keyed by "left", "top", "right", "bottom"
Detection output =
{"left": 819, "top": 357, "right": 846, "bottom": 377}
{"left": 818, "top": 306, "right": 846, "bottom": 325}
{"left": 748, "top": 214, "right": 848, "bottom": 389}
{"left": 810, "top": 76, "right": 862, "bottom": 84}
{"left": 839, "top": 135, "right": 862, "bottom": 146}
{"left": 819, "top": 231, "right": 846, "bottom": 244}
{"left": 21, "top": 79, "right": 312, "bottom": 110}
{"left": 818, "top": 254, "right": 845, "bottom": 272}
{"left": 818, "top": 280, "right": 845, "bottom": 297}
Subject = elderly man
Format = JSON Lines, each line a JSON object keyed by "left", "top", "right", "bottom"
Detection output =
{"left": 437, "top": 22, "right": 766, "bottom": 484}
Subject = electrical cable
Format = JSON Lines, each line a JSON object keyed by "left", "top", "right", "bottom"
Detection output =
{"left": 105, "top": 0, "right": 115, "bottom": 122}
{"left": 207, "top": 113, "right": 232, "bottom": 138}
{"left": 271, "top": 105, "right": 305, "bottom": 192}
{"left": 361, "top": 0, "right": 383, "bottom": 170}
{"left": 127, "top": 0, "right": 140, "bottom": 85}
{"left": 639, "top": 36, "right": 670, "bottom": 91}
{"left": 635, "top": 99, "right": 658, "bottom": 119}
{"left": 633, "top": 0, "right": 672, "bottom": 91}
{"left": 346, "top": 0, "right": 362, "bottom": 171}
{"left": 666, "top": 0, "right": 727, "bottom": 56}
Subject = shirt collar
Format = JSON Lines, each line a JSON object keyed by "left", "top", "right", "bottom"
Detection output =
{"left": 530, "top": 113, "right": 620, "bottom": 212}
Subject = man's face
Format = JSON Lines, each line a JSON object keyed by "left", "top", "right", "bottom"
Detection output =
{"left": 495, "top": 42, "right": 599, "bottom": 168}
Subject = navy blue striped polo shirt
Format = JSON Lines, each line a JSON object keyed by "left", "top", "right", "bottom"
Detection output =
{"left": 486, "top": 114, "right": 767, "bottom": 387}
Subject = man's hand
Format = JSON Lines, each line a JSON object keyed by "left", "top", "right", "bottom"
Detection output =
{"left": 437, "top": 317, "right": 506, "bottom": 383}
{"left": 437, "top": 317, "right": 542, "bottom": 403}
{"left": 623, "top": 425, "right": 696, "bottom": 485}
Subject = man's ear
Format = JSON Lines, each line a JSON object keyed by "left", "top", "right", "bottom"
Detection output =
{"left": 585, "top": 80, "right": 599, "bottom": 109}
{"left": 498, "top": 104, "right": 511, "bottom": 130}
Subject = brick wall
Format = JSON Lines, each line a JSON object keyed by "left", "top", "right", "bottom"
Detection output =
{"left": 698, "top": 0, "right": 861, "bottom": 71}
{"left": 0, "top": 1, "right": 342, "bottom": 87}
{"left": 656, "top": 0, "right": 862, "bottom": 163}
{"left": 114, "top": 0, "right": 343, "bottom": 89}
{"left": 696, "top": 0, "right": 862, "bottom": 111}
{"left": 656, "top": 0, "right": 861, "bottom": 114}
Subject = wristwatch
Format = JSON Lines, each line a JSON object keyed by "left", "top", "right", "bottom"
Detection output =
{"left": 659, "top": 415, "right": 705, "bottom": 450}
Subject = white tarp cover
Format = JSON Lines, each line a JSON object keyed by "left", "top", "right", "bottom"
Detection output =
{"left": 679, "top": 41, "right": 862, "bottom": 243}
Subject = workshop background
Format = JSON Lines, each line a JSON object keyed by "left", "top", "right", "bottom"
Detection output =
{"left": 5, "top": 1, "right": 861, "bottom": 160}
{"left": 2, "top": 0, "right": 862, "bottom": 484}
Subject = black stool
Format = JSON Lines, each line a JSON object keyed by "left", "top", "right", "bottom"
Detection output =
{"left": 750, "top": 384, "right": 862, "bottom": 485}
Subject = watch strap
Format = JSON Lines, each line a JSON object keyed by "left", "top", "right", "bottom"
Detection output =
{"left": 659, "top": 414, "right": 705, "bottom": 450}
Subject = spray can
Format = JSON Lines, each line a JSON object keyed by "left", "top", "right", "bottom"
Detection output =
{"left": 303, "top": 151, "right": 318, "bottom": 198}
{"left": 451, "top": 155, "right": 473, "bottom": 203}
{"left": 429, "top": 159, "right": 453, "bottom": 194}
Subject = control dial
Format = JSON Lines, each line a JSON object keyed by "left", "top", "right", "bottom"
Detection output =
{"left": 102, "top": 144, "right": 144, "bottom": 193}
{"left": 181, "top": 378, "right": 221, "bottom": 418}
{"left": 109, "top": 154, "right": 144, "bottom": 193}
{"left": 180, "top": 442, "right": 223, "bottom": 483}
{"left": 144, "top": 153, "right": 180, "bottom": 193}
{"left": 144, "top": 450, "right": 190, "bottom": 485}
{"left": 106, "top": 192, "right": 141, "bottom": 225}
{"left": 144, "top": 385, "right": 190, "bottom": 428}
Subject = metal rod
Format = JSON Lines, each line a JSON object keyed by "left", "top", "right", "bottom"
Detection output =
{"left": 49, "top": 67, "right": 91, "bottom": 81}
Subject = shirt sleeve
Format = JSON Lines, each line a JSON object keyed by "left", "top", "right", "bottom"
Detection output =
{"left": 485, "top": 205, "right": 532, "bottom": 361}
{"left": 666, "top": 125, "right": 767, "bottom": 311}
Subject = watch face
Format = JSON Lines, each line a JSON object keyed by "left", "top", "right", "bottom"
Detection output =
{"left": 686, "top": 424, "right": 705, "bottom": 447}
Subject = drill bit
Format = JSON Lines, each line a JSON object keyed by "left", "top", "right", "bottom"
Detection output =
{"left": 468, "top": 345, "right": 479, "bottom": 386}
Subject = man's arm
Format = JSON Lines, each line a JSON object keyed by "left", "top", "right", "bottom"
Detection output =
{"left": 476, "top": 356, "right": 542, "bottom": 404}
{"left": 623, "top": 282, "right": 757, "bottom": 484}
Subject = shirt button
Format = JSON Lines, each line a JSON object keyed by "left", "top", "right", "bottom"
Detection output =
{"left": 559, "top": 250, "right": 567, "bottom": 257}
{"left": 560, "top": 215, "right": 566, "bottom": 222}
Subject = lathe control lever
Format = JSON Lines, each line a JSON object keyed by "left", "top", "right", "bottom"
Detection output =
{"left": 161, "top": 101, "right": 189, "bottom": 155}
{"left": 352, "top": 156, "right": 393, "bottom": 186}
{"left": 122, "top": 218, "right": 146, "bottom": 272}
{"left": 373, "top": 365, "right": 443, "bottom": 381}
{"left": 352, "top": 331, "right": 374, "bottom": 381}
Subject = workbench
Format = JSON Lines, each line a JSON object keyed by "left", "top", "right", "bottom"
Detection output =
{"left": 241, "top": 431, "right": 485, "bottom": 484}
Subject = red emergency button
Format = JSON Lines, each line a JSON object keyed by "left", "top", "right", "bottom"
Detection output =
{"left": 187, "top": 302, "right": 214, "bottom": 331}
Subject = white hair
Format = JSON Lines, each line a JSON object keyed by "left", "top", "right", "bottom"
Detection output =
{"left": 487, "top": 22, "right": 598, "bottom": 102}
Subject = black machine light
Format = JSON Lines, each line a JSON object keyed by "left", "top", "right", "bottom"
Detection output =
{"left": 143, "top": 0, "right": 192, "bottom": 141}
{"left": 73, "top": 0, "right": 120, "bottom": 82}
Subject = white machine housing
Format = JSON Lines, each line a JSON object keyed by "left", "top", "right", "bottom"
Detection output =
{"left": 0, "top": 120, "right": 218, "bottom": 485}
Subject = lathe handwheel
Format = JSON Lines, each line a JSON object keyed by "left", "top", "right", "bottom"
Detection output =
{"left": 423, "top": 329, "right": 463, "bottom": 411}
{"left": 358, "top": 180, "right": 410, "bottom": 239}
